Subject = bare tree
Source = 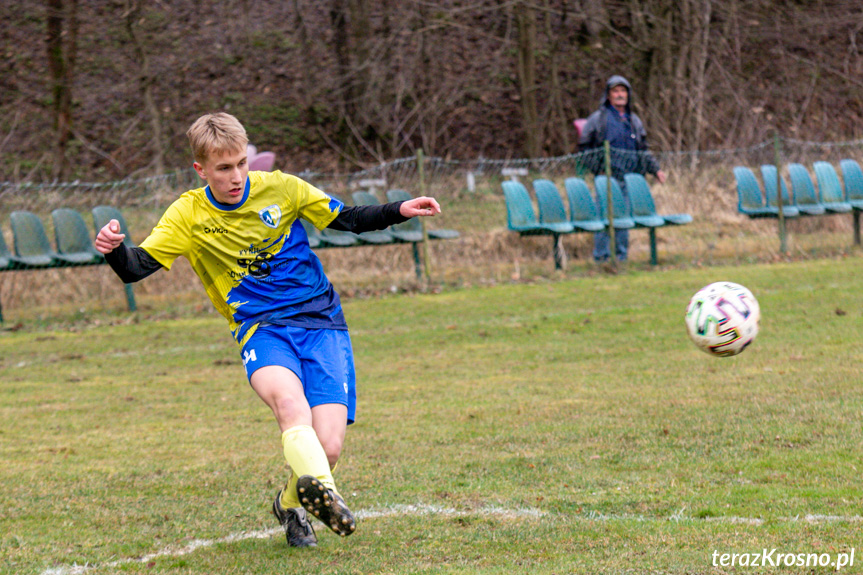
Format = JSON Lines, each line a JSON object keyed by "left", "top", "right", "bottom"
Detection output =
{"left": 45, "top": 0, "right": 78, "bottom": 180}
{"left": 515, "top": 1, "right": 540, "bottom": 157}
{"left": 123, "top": 0, "right": 165, "bottom": 174}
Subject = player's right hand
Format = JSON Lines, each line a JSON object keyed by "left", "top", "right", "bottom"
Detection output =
{"left": 94, "top": 219, "right": 126, "bottom": 254}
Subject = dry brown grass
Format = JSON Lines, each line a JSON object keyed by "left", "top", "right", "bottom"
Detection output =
{"left": 0, "top": 167, "right": 859, "bottom": 324}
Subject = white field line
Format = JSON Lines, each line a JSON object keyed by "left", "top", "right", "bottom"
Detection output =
{"left": 39, "top": 507, "right": 863, "bottom": 575}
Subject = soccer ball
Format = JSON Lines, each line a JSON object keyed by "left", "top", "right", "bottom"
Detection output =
{"left": 684, "top": 281, "right": 760, "bottom": 357}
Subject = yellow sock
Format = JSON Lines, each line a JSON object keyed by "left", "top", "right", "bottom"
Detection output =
{"left": 281, "top": 425, "right": 336, "bottom": 496}
{"left": 279, "top": 471, "right": 300, "bottom": 509}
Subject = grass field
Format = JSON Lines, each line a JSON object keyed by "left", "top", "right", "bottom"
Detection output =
{"left": 1, "top": 257, "right": 862, "bottom": 574}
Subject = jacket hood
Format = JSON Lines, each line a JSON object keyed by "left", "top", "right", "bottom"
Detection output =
{"left": 602, "top": 75, "right": 633, "bottom": 112}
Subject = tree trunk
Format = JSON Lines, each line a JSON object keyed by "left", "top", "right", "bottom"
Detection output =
{"left": 46, "top": 0, "right": 77, "bottom": 180}
{"left": 543, "top": 0, "right": 570, "bottom": 153}
{"left": 329, "top": 0, "right": 354, "bottom": 136}
{"left": 124, "top": 0, "right": 165, "bottom": 175}
{"left": 515, "top": 1, "right": 540, "bottom": 158}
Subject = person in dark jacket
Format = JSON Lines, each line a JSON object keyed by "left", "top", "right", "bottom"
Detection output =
{"left": 578, "top": 75, "right": 666, "bottom": 262}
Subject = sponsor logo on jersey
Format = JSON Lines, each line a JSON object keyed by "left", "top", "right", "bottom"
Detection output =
{"left": 237, "top": 251, "right": 274, "bottom": 279}
{"left": 204, "top": 226, "right": 228, "bottom": 234}
{"left": 259, "top": 204, "right": 282, "bottom": 229}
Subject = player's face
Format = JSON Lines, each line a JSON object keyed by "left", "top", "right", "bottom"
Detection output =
{"left": 194, "top": 148, "right": 249, "bottom": 205}
{"left": 608, "top": 85, "right": 629, "bottom": 112}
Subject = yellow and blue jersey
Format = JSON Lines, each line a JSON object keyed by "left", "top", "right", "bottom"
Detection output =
{"left": 140, "top": 171, "right": 345, "bottom": 346}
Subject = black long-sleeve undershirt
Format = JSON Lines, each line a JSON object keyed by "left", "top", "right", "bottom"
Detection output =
{"left": 326, "top": 201, "right": 408, "bottom": 232}
{"left": 105, "top": 202, "right": 409, "bottom": 284}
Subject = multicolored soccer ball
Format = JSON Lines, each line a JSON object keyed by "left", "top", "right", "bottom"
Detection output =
{"left": 684, "top": 282, "right": 760, "bottom": 357}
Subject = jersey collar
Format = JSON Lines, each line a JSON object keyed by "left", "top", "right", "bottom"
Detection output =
{"left": 205, "top": 177, "right": 250, "bottom": 211}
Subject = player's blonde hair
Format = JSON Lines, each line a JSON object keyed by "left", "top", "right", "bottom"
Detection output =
{"left": 186, "top": 112, "right": 248, "bottom": 163}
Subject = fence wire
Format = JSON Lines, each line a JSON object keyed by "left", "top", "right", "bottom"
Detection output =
{"left": 1, "top": 137, "right": 862, "bottom": 317}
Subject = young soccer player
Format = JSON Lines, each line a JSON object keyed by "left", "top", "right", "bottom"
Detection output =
{"left": 95, "top": 112, "right": 441, "bottom": 548}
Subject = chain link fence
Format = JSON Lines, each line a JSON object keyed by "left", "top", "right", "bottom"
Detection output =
{"left": 1, "top": 138, "right": 862, "bottom": 320}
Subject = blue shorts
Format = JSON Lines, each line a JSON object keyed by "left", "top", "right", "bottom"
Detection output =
{"left": 241, "top": 325, "right": 357, "bottom": 424}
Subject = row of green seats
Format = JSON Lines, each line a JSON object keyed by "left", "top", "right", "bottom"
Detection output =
{"left": 0, "top": 206, "right": 136, "bottom": 322}
{"left": 734, "top": 159, "right": 863, "bottom": 218}
{"left": 301, "top": 189, "right": 459, "bottom": 249}
{"left": 503, "top": 174, "right": 691, "bottom": 267}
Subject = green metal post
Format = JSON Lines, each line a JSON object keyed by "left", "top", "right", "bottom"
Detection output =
{"left": 649, "top": 228, "right": 657, "bottom": 266}
{"left": 854, "top": 211, "right": 861, "bottom": 246}
{"left": 412, "top": 242, "right": 422, "bottom": 280}
{"left": 773, "top": 132, "right": 788, "bottom": 255}
{"left": 604, "top": 141, "right": 616, "bottom": 269}
{"left": 124, "top": 283, "right": 137, "bottom": 312}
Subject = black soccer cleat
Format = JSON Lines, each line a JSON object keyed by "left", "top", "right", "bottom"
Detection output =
{"left": 296, "top": 475, "right": 357, "bottom": 537}
{"left": 272, "top": 490, "right": 318, "bottom": 548}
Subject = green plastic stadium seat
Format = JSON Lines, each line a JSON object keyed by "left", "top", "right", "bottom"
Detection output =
{"left": 504, "top": 180, "right": 571, "bottom": 269}
{"left": 52, "top": 208, "right": 105, "bottom": 265}
{"left": 840, "top": 159, "right": 863, "bottom": 209}
{"left": 347, "top": 191, "right": 395, "bottom": 245}
{"left": 320, "top": 227, "right": 359, "bottom": 247}
{"left": 10, "top": 211, "right": 59, "bottom": 268}
{"left": 531, "top": 180, "right": 575, "bottom": 234}
{"left": 593, "top": 176, "right": 635, "bottom": 229}
{"left": 733, "top": 166, "right": 781, "bottom": 218}
{"left": 352, "top": 190, "right": 420, "bottom": 242}
{"left": 385, "top": 189, "right": 459, "bottom": 240}
{"left": 813, "top": 161, "right": 853, "bottom": 213}
{"left": 759, "top": 165, "right": 799, "bottom": 217}
{"left": 300, "top": 219, "right": 323, "bottom": 249}
{"left": 787, "top": 163, "right": 827, "bottom": 216}
{"left": 840, "top": 159, "right": 863, "bottom": 245}
{"left": 624, "top": 173, "right": 692, "bottom": 226}
{"left": 503, "top": 181, "right": 566, "bottom": 235}
{"left": 563, "top": 178, "right": 605, "bottom": 232}
{"left": 622, "top": 174, "right": 665, "bottom": 228}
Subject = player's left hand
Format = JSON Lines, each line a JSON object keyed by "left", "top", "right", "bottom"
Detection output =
{"left": 399, "top": 196, "right": 441, "bottom": 218}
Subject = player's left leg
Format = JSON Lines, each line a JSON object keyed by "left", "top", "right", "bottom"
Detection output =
{"left": 292, "top": 328, "right": 357, "bottom": 536}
